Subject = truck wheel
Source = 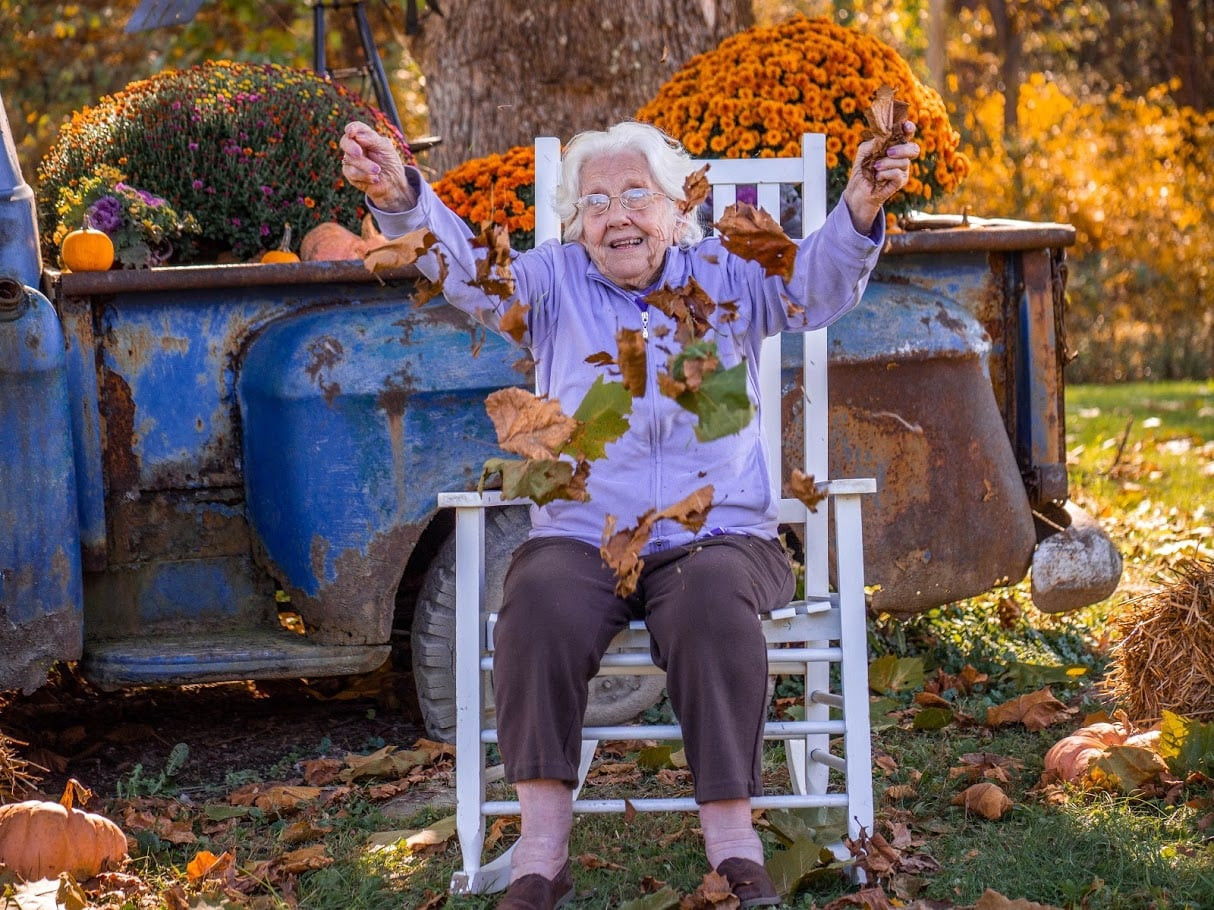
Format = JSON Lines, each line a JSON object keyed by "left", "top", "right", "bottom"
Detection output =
{"left": 411, "top": 506, "right": 666, "bottom": 743}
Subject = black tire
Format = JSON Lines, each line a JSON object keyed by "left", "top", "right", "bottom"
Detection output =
{"left": 411, "top": 506, "right": 666, "bottom": 742}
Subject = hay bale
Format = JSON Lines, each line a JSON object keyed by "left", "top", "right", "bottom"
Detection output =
{"left": 1102, "top": 559, "right": 1214, "bottom": 723}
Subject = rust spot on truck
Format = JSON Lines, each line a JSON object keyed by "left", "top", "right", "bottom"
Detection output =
{"left": 305, "top": 335, "right": 344, "bottom": 406}
{"left": 100, "top": 367, "right": 141, "bottom": 496}
{"left": 272, "top": 523, "right": 421, "bottom": 646}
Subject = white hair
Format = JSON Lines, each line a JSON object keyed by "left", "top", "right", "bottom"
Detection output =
{"left": 552, "top": 121, "right": 704, "bottom": 248}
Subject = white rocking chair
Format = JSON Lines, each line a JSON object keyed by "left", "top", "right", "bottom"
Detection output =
{"left": 438, "top": 133, "right": 875, "bottom": 895}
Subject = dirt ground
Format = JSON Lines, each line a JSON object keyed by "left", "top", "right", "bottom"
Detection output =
{"left": 0, "top": 662, "right": 430, "bottom": 802}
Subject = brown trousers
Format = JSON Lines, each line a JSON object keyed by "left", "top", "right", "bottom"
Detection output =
{"left": 492, "top": 533, "right": 795, "bottom": 804}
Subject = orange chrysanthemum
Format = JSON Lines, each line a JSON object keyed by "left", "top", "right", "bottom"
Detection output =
{"left": 636, "top": 16, "right": 968, "bottom": 215}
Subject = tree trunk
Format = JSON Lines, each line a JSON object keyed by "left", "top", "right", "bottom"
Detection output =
{"left": 1168, "top": 0, "right": 1209, "bottom": 110}
{"left": 406, "top": 0, "right": 754, "bottom": 174}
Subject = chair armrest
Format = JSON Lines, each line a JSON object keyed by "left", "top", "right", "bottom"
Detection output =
{"left": 437, "top": 490, "right": 533, "bottom": 509}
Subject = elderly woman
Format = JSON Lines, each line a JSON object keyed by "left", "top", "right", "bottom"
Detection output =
{"left": 341, "top": 118, "right": 918, "bottom": 909}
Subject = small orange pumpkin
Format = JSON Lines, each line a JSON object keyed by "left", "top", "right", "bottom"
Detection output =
{"left": 0, "top": 780, "right": 127, "bottom": 881}
{"left": 260, "top": 222, "right": 300, "bottom": 263}
{"left": 59, "top": 216, "right": 115, "bottom": 272}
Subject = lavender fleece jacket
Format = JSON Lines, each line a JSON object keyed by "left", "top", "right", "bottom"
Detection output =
{"left": 372, "top": 169, "right": 883, "bottom": 553}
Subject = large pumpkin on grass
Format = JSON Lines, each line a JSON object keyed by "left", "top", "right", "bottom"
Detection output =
{"left": 0, "top": 783, "right": 127, "bottom": 880}
{"left": 1042, "top": 722, "right": 1128, "bottom": 784}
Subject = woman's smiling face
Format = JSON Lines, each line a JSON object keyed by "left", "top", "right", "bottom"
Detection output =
{"left": 577, "top": 150, "right": 676, "bottom": 291}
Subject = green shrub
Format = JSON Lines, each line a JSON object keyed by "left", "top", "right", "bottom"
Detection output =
{"left": 36, "top": 60, "right": 413, "bottom": 263}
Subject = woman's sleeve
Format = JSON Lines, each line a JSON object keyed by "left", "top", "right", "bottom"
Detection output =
{"left": 366, "top": 168, "right": 553, "bottom": 347}
{"left": 751, "top": 200, "right": 885, "bottom": 338}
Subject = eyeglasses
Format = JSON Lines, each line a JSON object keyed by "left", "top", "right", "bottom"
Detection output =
{"left": 576, "top": 188, "right": 667, "bottom": 216}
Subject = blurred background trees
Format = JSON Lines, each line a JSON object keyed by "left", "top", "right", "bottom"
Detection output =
{"left": 0, "top": 0, "right": 1209, "bottom": 381}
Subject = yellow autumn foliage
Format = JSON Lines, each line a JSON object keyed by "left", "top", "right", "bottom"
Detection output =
{"left": 949, "top": 74, "right": 1213, "bottom": 381}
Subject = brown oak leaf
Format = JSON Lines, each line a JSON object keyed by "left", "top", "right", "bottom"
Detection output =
{"left": 713, "top": 202, "right": 797, "bottom": 280}
{"left": 469, "top": 220, "right": 515, "bottom": 299}
{"left": 600, "top": 486, "right": 715, "bottom": 597}
{"left": 500, "top": 300, "right": 531, "bottom": 344}
{"left": 484, "top": 387, "right": 578, "bottom": 459}
{"left": 951, "top": 781, "right": 1013, "bottom": 820}
{"left": 985, "top": 687, "right": 1075, "bottom": 731}
{"left": 616, "top": 327, "right": 648, "bottom": 398}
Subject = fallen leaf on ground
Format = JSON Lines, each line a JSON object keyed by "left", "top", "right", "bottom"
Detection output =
{"left": 972, "top": 889, "right": 1064, "bottom": 910}
{"left": 985, "top": 688, "right": 1074, "bottom": 731}
{"left": 952, "top": 782, "right": 1013, "bottom": 819}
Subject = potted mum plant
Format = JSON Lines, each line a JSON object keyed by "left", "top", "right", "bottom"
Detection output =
{"left": 36, "top": 60, "right": 412, "bottom": 264}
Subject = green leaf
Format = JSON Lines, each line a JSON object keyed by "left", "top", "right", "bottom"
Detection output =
{"left": 480, "top": 457, "right": 586, "bottom": 506}
{"left": 678, "top": 359, "right": 755, "bottom": 442}
{"left": 566, "top": 376, "right": 632, "bottom": 460}
{"left": 617, "top": 887, "right": 681, "bottom": 910}
{"left": 1000, "top": 661, "right": 1088, "bottom": 689}
{"left": 764, "top": 807, "right": 847, "bottom": 847}
{"left": 912, "top": 706, "right": 954, "bottom": 730}
{"left": 766, "top": 838, "right": 843, "bottom": 900}
{"left": 1159, "top": 710, "right": 1214, "bottom": 776}
{"left": 868, "top": 655, "right": 925, "bottom": 695}
{"left": 636, "top": 744, "right": 674, "bottom": 770}
{"left": 1091, "top": 744, "right": 1168, "bottom": 792}
{"left": 869, "top": 696, "right": 901, "bottom": 731}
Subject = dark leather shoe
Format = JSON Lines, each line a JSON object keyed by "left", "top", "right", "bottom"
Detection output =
{"left": 497, "top": 860, "right": 574, "bottom": 909}
{"left": 716, "top": 857, "right": 781, "bottom": 908}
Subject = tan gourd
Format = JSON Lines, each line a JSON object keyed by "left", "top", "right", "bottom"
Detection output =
{"left": 0, "top": 780, "right": 127, "bottom": 881}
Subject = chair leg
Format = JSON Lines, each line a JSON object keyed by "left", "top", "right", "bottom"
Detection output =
{"left": 451, "top": 506, "right": 494, "bottom": 894}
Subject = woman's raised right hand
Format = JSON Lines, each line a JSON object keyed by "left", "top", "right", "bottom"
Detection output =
{"left": 340, "top": 120, "right": 417, "bottom": 213}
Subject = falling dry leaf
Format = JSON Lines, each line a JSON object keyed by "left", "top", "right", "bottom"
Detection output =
{"left": 362, "top": 227, "right": 437, "bottom": 274}
{"left": 857, "top": 85, "right": 910, "bottom": 187}
{"left": 789, "top": 470, "right": 827, "bottom": 513}
{"left": 500, "top": 301, "right": 531, "bottom": 343}
{"left": 616, "top": 327, "right": 648, "bottom": 397}
{"left": 713, "top": 202, "right": 797, "bottom": 281}
{"left": 679, "top": 165, "right": 711, "bottom": 216}
{"left": 468, "top": 220, "right": 515, "bottom": 299}
{"left": 600, "top": 486, "right": 715, "bottom": 596}
{"left": 952, "top": 781, "right": 1013, "bottom": 819}
{"left": 985, "top": 687, "right": 1074, "bottom": 731}
{"left": 484, "top": 387, "right": 579, "bottom": 459}
{"left": 644, "top": 278, "right": 716, "bottom": 344}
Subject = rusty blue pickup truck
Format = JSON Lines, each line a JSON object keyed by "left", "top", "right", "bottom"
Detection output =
{"left": 0, "top": 93, "right": 1119, "bottom": 741}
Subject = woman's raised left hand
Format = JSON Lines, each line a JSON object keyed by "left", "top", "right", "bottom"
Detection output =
{"left": 841, "top": 121, "right": 920, "bottom": 234}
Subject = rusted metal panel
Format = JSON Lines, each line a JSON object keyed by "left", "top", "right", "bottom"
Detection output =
{"left": 828, "top": 356, "right": 1037, "bottom": 615}
{"left": 238, "top": 298, "right": 525, "bottom": 645}
{"left": 1016, "top": 249, "right": 1068, "bottom": 503}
